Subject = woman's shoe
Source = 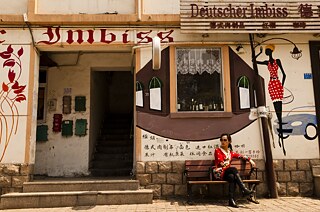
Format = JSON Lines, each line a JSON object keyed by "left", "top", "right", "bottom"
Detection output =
{"left": 229, "top": 198, "right": 239, "bottom": 208}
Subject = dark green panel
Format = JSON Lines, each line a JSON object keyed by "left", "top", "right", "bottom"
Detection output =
{"left": 75, "top": 96, "right": 86, "bottom": 112}
{"left": 62, "top": 120, "right": 73, "bottom": 137}
{"left": 75, "top": 119, "right": 87, "bottom": 136}
{"left": 36, "top": 125, "right": 48, "bottom": 141}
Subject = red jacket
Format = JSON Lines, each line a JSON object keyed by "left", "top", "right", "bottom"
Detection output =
{"left": 213, "top": 147, "right": 250, "bottom": 180}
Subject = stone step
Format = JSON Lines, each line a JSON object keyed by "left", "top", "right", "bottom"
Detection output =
{"left": 91, "top": 160, "right": 133, "bottom": 169}
{"left": 96, "top": 145, "right": 133, "bottom": 154}
{"left": 23, "top": 180, "right": 139, "bottom": 192}
{"left": 93, "top": 152, "right": 133, "bottom": 160}
{"left": 90, "top": 168, "right": 132, "bottom": 177}
{"left": 96, "top": 140, "right": 133, "bottom": 147}
{"left": 0, "top": 190, "right": 153, "bottom": 209}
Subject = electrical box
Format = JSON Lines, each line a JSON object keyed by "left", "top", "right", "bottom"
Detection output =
{"left": 75, "top": 119, "right": 87, "bottom": 136}
{"left": 62, "top": 120, "right": 73, "bottom": 137}
{"left": 36, "top": 125, "right": 48, "bottom": 141}
{"left": 53, "top": 114, "right": 63, "bottom": 132}
{"left": 63, "top": 96, "right": 72, "bottom": 114}
{"left": 75, "top": 96, "right": 86, "bottom": 112}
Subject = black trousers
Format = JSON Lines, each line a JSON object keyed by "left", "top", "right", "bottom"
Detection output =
{"left": 223, "top": 167, "right": 238, "bottom": 183}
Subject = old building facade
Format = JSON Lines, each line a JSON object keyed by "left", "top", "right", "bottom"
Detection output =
{"left": 0, "top": 0, "right": 319, "bottom": 198}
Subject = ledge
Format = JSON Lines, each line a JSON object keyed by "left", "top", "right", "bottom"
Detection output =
{"left": 170, "top": 112, "right": 234, "bottom": 119}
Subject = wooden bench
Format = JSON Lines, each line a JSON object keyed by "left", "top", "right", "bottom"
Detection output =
{"left": 184, "top": 159, "right": 260, "bottom": 204}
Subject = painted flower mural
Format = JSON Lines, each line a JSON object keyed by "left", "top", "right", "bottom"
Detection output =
{"left": 0, "top": 44, "right": 26, "bottom": 162}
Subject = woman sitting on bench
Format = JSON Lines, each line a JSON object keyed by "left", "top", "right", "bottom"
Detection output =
{"left": 213, "top": 133, "right": 256, "bottom": 208}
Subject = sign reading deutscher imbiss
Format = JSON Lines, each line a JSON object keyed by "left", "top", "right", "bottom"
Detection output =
{"left": 180, "top": 0, "right": 320, "bottom": 33}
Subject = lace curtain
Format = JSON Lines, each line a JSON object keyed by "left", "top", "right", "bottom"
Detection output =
{"left": 176, "top": 48, "right": 222, "bottom": 75}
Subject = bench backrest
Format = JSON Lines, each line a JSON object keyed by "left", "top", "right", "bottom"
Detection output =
{"left": 185, "top": 160, "right": 213, "bottom": 181}
{"left": 185, "top": 158, "right": 253, "bottom": 181}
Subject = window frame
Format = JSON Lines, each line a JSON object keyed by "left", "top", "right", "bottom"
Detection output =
{"left": 169, "top": 45, "right": 232, "bottom": 118}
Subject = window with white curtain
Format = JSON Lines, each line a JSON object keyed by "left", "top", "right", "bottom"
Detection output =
{"left": 176, "top": 47, "right": 224, "bottom": 112}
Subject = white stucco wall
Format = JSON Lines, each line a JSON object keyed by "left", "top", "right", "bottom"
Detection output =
{"left": 1, "top": 26, "right": 319, "bottom": 172}
{"left": 141, "top": 121, "right": 264, "bottom": 161}
{"left": 34, "top": 52, "right": 132, "bottom": 177}
{"left": 37, "top": 0, "right": 135, "bottom": 14}
{"left": 233, "top": 34, "right": 319, "bottom": 159}
{"left": 143, "top": 0, "right": 180, "bottom": 14}
{"left": 0, "top": 43, "right": 31, "bottom": 163}
{"left": 0, "top": 0, "right": 28, "bottom": 14}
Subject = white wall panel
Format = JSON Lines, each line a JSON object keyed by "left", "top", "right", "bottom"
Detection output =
{"left": 143, "top": 0, "right": 179, "bottom": 14}
{"left": 0, "top": 0, "right": 28, "bottom": 14}
{"left": 37, "top": 0, "right": 135, "bottom": 14}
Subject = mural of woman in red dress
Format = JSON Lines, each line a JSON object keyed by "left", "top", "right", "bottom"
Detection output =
{"left": 255, "top": 44, "right": 287, "bottom": 155}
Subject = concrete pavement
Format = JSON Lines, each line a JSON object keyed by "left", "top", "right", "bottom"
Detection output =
{"left": 1, "top": 197, "right": 319, "bottom": 211}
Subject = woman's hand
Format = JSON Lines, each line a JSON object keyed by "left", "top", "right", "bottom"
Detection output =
{"left": 249, "top": 159, "right": 256, "bottom": 168}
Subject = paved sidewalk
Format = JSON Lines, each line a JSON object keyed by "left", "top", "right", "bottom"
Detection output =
{"left": 1, "top": 197, "right": 320, "bottom": 211}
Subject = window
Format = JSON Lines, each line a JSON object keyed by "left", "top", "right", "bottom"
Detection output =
{"left": 238, "top": 76, "right": 250, "bottom": 109}
{"left": 37, "top": 70, "right": 47, "bottom": 122}
{"left": 176, "top": 47, "right": 224, "bottom": 112}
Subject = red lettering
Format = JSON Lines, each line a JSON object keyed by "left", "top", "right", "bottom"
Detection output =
{"left": 37, "top": 27, "right": 60, "bottom": 45}
{"left": 100, "top": 29, "right": 116, "bottom": 44}
{"left": 122, "top": 30, "right": 129, "bottom": 43}
{"left": 87, "top": 30, "right": 94, "bottom": 44}
{"left": 66, "top": 30, "right": 94, "bottom": 44}
{"left": 157, "top": 30, "right": 174, "bottom": 43}
{"left": 66, "top": 30, "right": 83, "bottom": 44}
{"left": 137, "top": 31, "right": 153, "bottom": 43}
{"left": 0, "top": 29, "right": 6, "bottom": 44}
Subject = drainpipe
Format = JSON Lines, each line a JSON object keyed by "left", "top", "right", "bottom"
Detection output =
{"left": 249, "top": 34, "right": 278, "bottom": 198}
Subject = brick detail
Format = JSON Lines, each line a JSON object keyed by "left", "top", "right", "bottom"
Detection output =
{"left": 287, "top": 182, "right": 299, "bottom": 196}
{"left": 136, "top": 174, "right": 151, "bottom": 186}
{"left": 273, "top": 160, "right": 283, "bottom": 171}
{"left": 136, "top": 162, "right": 145, "bottom": 174}
{"left": 146, "top": 162, "right": 158, "bottom": 173}
{"left": 152, "top": 173, "right": 166, "bottom": 184}
{"left": 291, "top": 171, "right": 306, "bottom": 183}
{"left": 285, "top": 160, "right": 297, "bottom": 171}
{"left": 277, "top": 171, "right": 291, "bottom": 182}
{"left": 158, "top": 162, "right": 172, "bottom": 173}
{"left": 298, "top": 160, "right": 311, "bottom": 171}
{"left": 162, "top": 184, "right": 174, "bottom": 196}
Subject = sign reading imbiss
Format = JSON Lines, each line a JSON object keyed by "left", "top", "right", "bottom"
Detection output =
{"left": 180, "top": 0, "right": 320, "bottom": 33}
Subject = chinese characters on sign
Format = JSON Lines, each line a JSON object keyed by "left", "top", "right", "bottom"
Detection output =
{"left": 141, "top": 130, "right": 261, "bottom": 161}
{"left": 180, "top": 0, "right": 320, "bottom": 33}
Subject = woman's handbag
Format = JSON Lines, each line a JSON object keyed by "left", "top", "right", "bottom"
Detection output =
{"left": 212, "top": 167, "right": 223, "bottom": 180}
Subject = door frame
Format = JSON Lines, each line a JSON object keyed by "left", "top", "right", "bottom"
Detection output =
{"left": 309, "top": 41, "right": 320, "bottom": 152}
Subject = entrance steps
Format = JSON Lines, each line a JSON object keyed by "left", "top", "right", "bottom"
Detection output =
{"left": 0, "top": 179, "right": 153, "bottom": 209}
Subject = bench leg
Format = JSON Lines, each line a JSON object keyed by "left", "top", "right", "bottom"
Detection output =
{"left": 247, "top": 184, "right": 259, "bottom": 204}
{"left": 187, "top": 184, "right": 194, "bottom": 205}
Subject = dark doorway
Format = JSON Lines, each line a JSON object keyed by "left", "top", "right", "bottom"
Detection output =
{"left": 309, "top": 41, "right": 320, "bottom": 151}
{"left": 90, "top": 71, "right": 134, "bottom": 177}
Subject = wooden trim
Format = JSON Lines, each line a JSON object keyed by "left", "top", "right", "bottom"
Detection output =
{"left": 222, "top": 46, "right": 231, "bottom": 112}
{"left": 0, "top": 0, "right": 179, "bottom": 26}
{"left": 0, "top": 15, "right": 24, "bottom": 24}
{"left": 28, "top": 0, "right": 36, "bottom": 14}
{"left": 25, "top": 47, "right": 36, "bottom": 163}
{"left": 22, "top": 14, "right": 179, "bottom": 26}
{"left": 169, "top": 46, "right": 176, "bottom": 113}
{"left": 135, "top": 48, "right": 141, "bottom": 161}
{"left": 135, "top": 127, "right": 142, "bottom": 161}
{"left": 135, "top": 49, "right": 141, "bottom": 73}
